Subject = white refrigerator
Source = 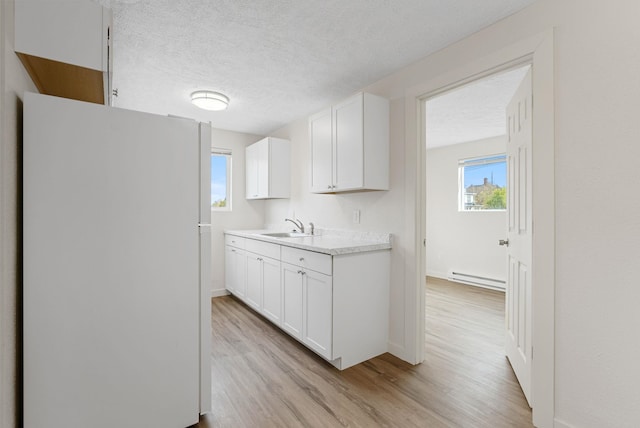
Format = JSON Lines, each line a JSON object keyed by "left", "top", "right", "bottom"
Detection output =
{"left": 23, "top": 92, "right": 211, "bottom": 428}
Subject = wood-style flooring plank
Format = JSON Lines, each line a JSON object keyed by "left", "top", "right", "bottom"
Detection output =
{"left": 195, "top": 278, "right": 533, "bottom": 427}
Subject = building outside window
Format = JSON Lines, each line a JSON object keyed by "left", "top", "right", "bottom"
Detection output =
{"left": 458, "top": 154, "right": 506, "bottom": 211}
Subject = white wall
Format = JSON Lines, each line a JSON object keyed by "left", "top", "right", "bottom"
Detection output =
{"left": 372, "top": 1, "right": 640, "bottom": 426}
{"left": 0, "top": 1, "right": 37, "bottom": 427}
{"left": 267, "top": 1, "right": 640, "bottom": 426}
{"left": 426, "top": 136, "right": 506, "bottom": 282}
{"left": 210, "top": 129, "right": 264, "bottom": 296}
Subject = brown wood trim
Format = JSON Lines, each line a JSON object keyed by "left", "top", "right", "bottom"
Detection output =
{"left": 17, "top": 53, "right": 104, "bottom": 104}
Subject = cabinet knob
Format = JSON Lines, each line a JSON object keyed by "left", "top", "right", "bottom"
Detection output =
{"left": 299, "top": 257, "right": 304, "bottom": 262}
{"left": 327, "top": 185, "right": 332, "bottom": 189}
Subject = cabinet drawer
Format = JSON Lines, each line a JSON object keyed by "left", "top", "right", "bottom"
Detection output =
{"left": 281, "top": 246, "right": 332, "bottom": 276}
{"left": 246, "top": 239, "right": 280, "bottom": 260}
{"left": 225, "top": 235, "right": 246, "bottom": 249}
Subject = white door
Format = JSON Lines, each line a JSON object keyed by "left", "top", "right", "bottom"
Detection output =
{"left": 504, "top": 68, "right": 533, "bottom": 406}
{"left": 333, "top": 93, "right": 363, "bottom": 191}
{"left": 225, "top": 246, "right": 237, "bottom": 293}
{"left": 246, "top": 143, "right": 259, "bottom": 198}
{"left": 23, "top": 93, "right": 201, "bottom": 427}
{"left": 257, "top": 138, "right": 270, "bottom": 197}
{"left": 198, "top": 123, "right": 212, "bottom": 414}
{"left": 245, "top": 253, "right": 263, "bottom": 310}
{"left": 262, "top": 256, "right": 282, "bottom": 324}
{"left": 302, "top": 269, "right": 333, "bottom": 359}
{"left": 282, "top": 263, "right": 304, "bottom": 339}
{"left": 309, "top": 108, "right": 333, "bottom": 193}
{"left": 231, "top": 248, "right": 247, "bottom": 298}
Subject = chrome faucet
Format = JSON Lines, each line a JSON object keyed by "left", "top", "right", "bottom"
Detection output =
{"left": 308, "top": 222, "right": 315, "bottom": 235}
{"left": 284, "top": 218, "right": 304, "bottom": 233}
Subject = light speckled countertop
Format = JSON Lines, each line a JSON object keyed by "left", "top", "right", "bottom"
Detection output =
{"left": 225, "top": 229, "right": 392, "bottom": 256}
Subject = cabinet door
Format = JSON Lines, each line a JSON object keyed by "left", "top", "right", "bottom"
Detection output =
{"left": 333, "top": 93, "right": 363, "bottom": 191}
{"left": 309, "top": 109, "right": 333, "bottom": 193}
{"left": 281, "top": 263, "right": 303, "bottom": 339}
{"left": 246, "top": 143, "right": 259, "bottom": 199}
{"left": 233, "top": 248, "right": 247, "bottom": 299}
{"left": 261, "top": 257, "right": 282, "bottom": 325}
{"left": 245, "top": 253, "right": 262, "bottom": 310}
{"left": 224, "top": 246, "right": 236, "bottom": 293}
{"left": 256, "top": 139, "right": 270, "bottom": 197}
{"left": 303, "top": 270, "right": 333, "bottom": 359}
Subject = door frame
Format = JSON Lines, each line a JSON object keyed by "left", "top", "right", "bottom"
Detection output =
{"left": 407, "top": 29, "right": 555, "bottom": 427}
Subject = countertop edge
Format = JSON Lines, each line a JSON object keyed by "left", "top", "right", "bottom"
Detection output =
{"left": 224, "top": 230, "right": 392, "bottom": 256}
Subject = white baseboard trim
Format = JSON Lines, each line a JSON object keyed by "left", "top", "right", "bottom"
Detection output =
{"left": 554, "top": 418, "right": 575, "bottom": 428}
{"left": 425, "top": 271, "right": 448, "bottom": 280}
{"left": 211, "top": 289, "right": 230, "bottom": 298}
{"left": 388, "top": 341, "right": 412, "bottom": 364}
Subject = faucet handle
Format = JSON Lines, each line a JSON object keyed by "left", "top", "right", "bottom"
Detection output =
{"left": 308, "top": 222, "right": 315, "bottom": 235}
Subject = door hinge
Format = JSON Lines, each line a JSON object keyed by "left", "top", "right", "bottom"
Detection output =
{"left": 423, "top": 238, "right": 426, "bottom": 247}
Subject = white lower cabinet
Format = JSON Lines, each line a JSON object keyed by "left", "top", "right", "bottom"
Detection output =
{"left": 225, "top": 233, "right": 390, "bottom": 369}
{"left": 246, "top": 252, "right": 281, "bottom": 322}
{"left": 282, "top": 262, "right": 332, "bottom": 359}
{"left": 281, "top": 263, "right": 304, "bottom": 339}
{"left": 261, "top": 257, "right": 282, "bottom": 324}
{"left": 301, "top": 269, "right": 333, "bottom": 359}
{"left": 245, "top": 254, "right": 262, "bottom": 311}
{"left": 225, "top": 246, "right": 246, "bottom": 298}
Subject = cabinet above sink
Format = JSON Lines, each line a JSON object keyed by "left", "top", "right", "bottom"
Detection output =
{"left": 309, "top": 92, "right": 389, "bottom": 193}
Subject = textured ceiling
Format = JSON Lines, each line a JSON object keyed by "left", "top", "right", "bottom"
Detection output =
{"left": 426, "top": 65, "right": 531, "bottom": 149}
{"left": 98, "top": 0, "right": 536, "bottom": 135}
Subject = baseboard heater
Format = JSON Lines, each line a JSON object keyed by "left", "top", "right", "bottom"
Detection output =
{"left": 448, "top": 271, "right": 506, "bottom": 291}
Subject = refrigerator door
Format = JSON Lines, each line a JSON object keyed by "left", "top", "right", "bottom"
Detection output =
{"left": 23, "top": 93, "right": 201, "bottom": 428}
{"left": 198, "top": 122, "right": 212, "bottom": 414}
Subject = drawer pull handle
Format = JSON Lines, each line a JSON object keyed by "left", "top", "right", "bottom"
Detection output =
{"left": 299, "top": 257, "right": 304, "bottom": 261}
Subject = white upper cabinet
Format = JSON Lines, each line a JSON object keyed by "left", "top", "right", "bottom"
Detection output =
{"left": 245, "top": 137, "right": 291, "bottom": 199}
{"left": 309, "top": 92, "right": 389, "bottom": 193}
{"left": 309, "top": 108, "right": 333, "bottom": 193}
{"left": 15, "top": 0, "right": 113, "bottom": 105}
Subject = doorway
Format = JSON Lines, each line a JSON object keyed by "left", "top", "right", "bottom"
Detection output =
{"left": 412, "top": 31, "right": 555, "bottom": 426}
{"left": 424, "top": 65, "right": 532, "bottom": 406}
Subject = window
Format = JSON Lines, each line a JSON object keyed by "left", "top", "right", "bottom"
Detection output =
{"left": 211, "top": 150, "right": 231, "bottom": 211}
{"left": 459, "top": 154, "right": 506, "bottom": 211}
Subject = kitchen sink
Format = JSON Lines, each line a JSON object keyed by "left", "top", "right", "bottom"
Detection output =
{"left": 260, "top": 232, "right": 312, "bottom": 238}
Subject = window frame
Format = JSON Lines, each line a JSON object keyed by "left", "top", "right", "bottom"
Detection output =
{"left": 210, "top": 149, "right": 232, "bottom": 212}
{"left": 458, "top": 153, "right": 507, "bottom": 212}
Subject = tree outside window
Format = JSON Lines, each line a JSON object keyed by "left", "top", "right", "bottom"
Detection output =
{"left": 211, "top": 152, "right": 231, "bottom": 210}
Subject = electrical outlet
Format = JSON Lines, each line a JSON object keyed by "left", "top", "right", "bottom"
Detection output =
{"left": 353, "top": 209, "right": 360, "bottom": 224}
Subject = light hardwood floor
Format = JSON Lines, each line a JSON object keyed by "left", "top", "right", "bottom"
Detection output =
{"left": 195, "top": 278, "right": 533, "bottom": 427}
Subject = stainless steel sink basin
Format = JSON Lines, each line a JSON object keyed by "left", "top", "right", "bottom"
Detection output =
{"left": 261, "top": 232, "right": 312, "bottom": 238}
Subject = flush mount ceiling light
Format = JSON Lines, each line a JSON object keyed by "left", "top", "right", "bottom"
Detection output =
{"left": 191, "top": 91, "right": 229, "bottom": 111}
